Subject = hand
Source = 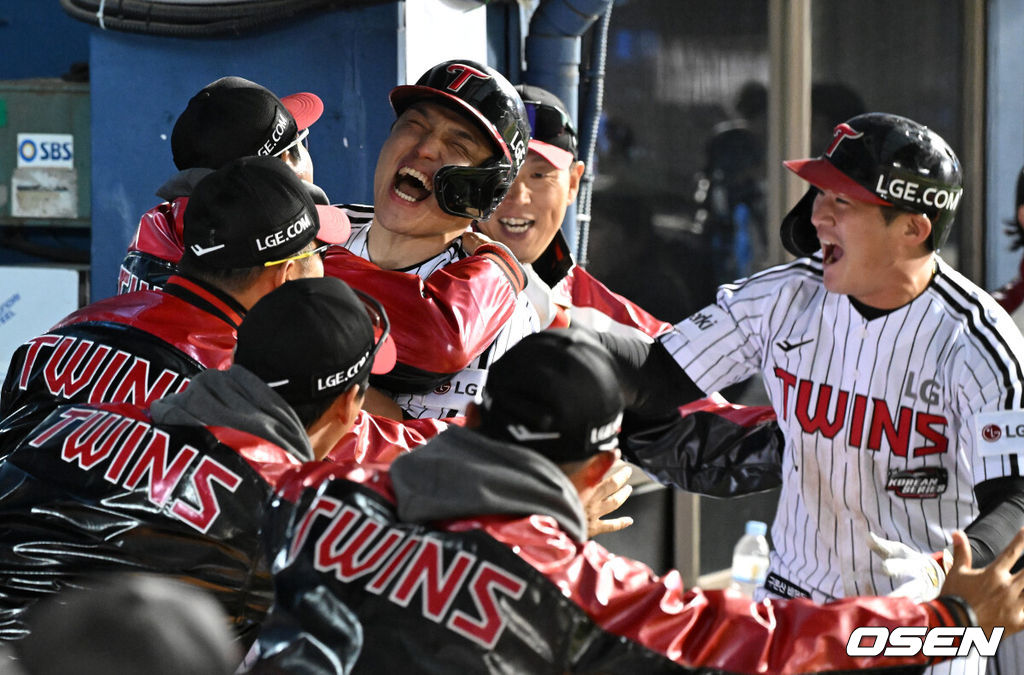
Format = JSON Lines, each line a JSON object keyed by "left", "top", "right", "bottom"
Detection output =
{"left": 865, "top": 531, "right": 945, "bottom": 603}
{"left": 940, "top": 529, "right": 1024, "bottom": 635}
{"left": 460, "top": 230, "right": 496, "bottom": 255}
{"left": 578, "top": 459, "right": 635, "bottom": 538}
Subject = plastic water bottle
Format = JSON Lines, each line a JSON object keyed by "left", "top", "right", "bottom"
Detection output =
{"left": 731, "top": 520, "right": 769, "bottom": 596}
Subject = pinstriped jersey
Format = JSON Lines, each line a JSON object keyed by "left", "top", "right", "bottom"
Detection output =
{"left": 661, "top": 254, "right": 1024, "bottom": 603}
{"left": 341, "top": 207, "right": 538, "bottom": 419}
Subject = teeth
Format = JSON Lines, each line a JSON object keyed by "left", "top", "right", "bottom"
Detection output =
{"left": 500, "top": 217, "right": 532, "bottom": 233}
{"left": 394, "top": 189, "right": 417, "bottom": 203}
{"left": 397, "top": 166, "right": 432, "bottom": 190}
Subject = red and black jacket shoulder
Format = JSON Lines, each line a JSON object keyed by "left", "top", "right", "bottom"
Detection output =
{"left": 118, "top": 197, "right": 188, "bottom": 295}
{"left": 256, "top": 470, "right": 690, "bottom": 674}
{"left": 322, "top": 244, "right": 525, "bottom": 393}
{"left": 0, "top": 401, "right": 302, "bottom": 642}
{"left": 0, "top": 277, "right": 242, "bottom": 451}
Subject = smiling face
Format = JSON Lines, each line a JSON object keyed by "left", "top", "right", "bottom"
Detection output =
{"left": 811, "top": 188, "right": 933, "bottom": 308}
{"left": 479, "top": 152, "right": 584, "bottom": 264}
{"left": 372, "top": 101, "right": 493, "bottom": 239}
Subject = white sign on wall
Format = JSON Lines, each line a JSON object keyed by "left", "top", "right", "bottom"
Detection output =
{"left": 17, "top": 133, "right": 75, "bottom": 169}
{"left": 0, "top": 267, "right": 80, "bottom": 385}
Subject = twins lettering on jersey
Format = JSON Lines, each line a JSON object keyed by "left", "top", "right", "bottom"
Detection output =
{"left": 773, "top": 366, "right": 949, "bottom": 459}
{"left": 28, "top": 407, "right": 243, "bottom": 533}
{"left": 16, "top": 334, "right": 190, "bottom": 405}
{"left": 290, "top": 496, "right": 526, "bottom": 649}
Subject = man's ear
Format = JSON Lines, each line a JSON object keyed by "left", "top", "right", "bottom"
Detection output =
{"left": 566, "top": 161, "right": 586, "bottom": 203}
{"left": 904, "top": 212, "right": 933, "bottom": 248}
{"left": 568, "top": 449, "right": 618, "bottom": 492}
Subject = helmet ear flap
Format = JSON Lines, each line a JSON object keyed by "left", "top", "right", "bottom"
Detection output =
{"left": 780, "top": 188, "right": 820, "bottom": 257}
{"left": 434, "top": 159, "right": 512, "bottom": 220}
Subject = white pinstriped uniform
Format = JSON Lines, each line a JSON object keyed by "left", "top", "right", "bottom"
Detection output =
{"left": 341, "top": 207, "right": 538, "bottom": 420}
{"left": 661, "top": 254, "right": 1024, "bottom": 675}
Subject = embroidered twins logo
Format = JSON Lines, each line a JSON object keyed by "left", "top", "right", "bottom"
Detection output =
{"left": 444, "top": 64, "right": 491, "bottom": 92}
{"left": 773, "top": 366, "right": 949, "bottom": 457}
{"left": 825, "top": 123, "right": 863, "bottom": 157}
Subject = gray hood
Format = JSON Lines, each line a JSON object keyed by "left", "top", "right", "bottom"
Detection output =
{"left": 150, "top": 365, "right": 313, "bottom": 462}
{"left": 155, "top": 167, "right": 214, "bottom": 202}
{"left": 390, "top": 426, "right": 587, "bottom": 542}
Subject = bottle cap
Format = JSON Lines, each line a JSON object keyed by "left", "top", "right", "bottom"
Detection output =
{"left": 745, "top": 520, "right": 767, "bottom": 536}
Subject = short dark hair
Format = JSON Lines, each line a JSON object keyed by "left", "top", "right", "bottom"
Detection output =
{"left": 177, "top": 257, "right": 265, "bottom": 295}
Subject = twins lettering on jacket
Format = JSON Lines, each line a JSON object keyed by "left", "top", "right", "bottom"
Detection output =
{"left": 27, "top": 406, "right": 242, "bottom": 533}
{"left": 773, "top": 366, "right": 949, "bottom": 457}
{"left": 289, "top": 495, "right": 527, "bottom": 649}
{"left": 16, "top": 334, "right": 191, "bottom": 405}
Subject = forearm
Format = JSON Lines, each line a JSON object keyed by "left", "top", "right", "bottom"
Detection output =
{"left": 965, "top": 476, "right": 1024, "bottom": 568}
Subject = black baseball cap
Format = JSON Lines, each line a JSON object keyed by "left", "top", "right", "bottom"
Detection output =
{"left": 480, "top": 328, "right": 624, "bottom": 462}
{"left": 235, "top": 277, "right": 397, "bottom": 406}
{"left": 181, "top": 156, "right": 349, "bottom": 270}
{"left": 516, "top": 84, "right": 578, "bottom": 170}
{"left": 171, "top": 76, "right": 324, "bottom": 171}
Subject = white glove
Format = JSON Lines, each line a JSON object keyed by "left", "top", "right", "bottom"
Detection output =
{"left": 867, "top": 531, "right": 948, "bottom": 603}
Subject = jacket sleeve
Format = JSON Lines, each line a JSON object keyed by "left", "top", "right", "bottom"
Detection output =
{"left": 621, "top": 395, "right": 785, "bottom": 497}
{"left": 325, "top": 411, "right": 449, "bottom": 465}
{"left": 118, "top": 199, "right": 187, "bottom": 295}
{"left": 503, "top": 524, "right": 958, "bottom": 674}
{"left": 567, "top": 266, "right": 673, "bottom": 340}
{"left": 322, "top": 245, "right": 526, "bottom": 374}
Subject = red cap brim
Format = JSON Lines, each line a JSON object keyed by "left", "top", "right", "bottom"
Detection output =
{"left": 529, "top": 139, "right": 574, "bottom": 170}
{"left": 371, "top": 330, "right": 397, "bottom": 375}
{"left": 314, "top": 205, "right": 351, "bottom": 245}
{"left": 282, "top": 92, "right": 324, "bottom": 131}
{"left": 783, "top": 158, "right": 892, "bottom": 206}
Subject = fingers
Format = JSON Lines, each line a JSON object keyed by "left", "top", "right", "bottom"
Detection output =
{"left": 948, "top": 530, "right": 972, "bottom": 572}
{"left": 588, "top": 515, "right": 634, "bottom": 538}
{"left": 593, "top": 463, "right": 632, "bottom": 501}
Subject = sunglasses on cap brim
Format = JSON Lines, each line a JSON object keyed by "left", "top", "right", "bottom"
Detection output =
{"left": 523, "top": 101, "right": 577, "bottom": 148}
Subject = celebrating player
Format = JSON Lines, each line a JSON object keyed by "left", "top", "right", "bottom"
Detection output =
{"left": 477, "top": 84, "right": 670, "bottom": 339}
{"left": 246, "top": 328, "right": 1024, "bottom": 673}
{"left": 118, "top": 76, "right": 329, "bottom": 295}
{"left": 323, "top": 59, "right": 539, "bottom": 419}
{"left": 0, "top": 157, "right": 347, "bottom": 448}
{"left": 609, "top": 113, "right": 1024, "bottom": 675}
{"left": 0, "top": 276, "right": 391, "bottom": 648}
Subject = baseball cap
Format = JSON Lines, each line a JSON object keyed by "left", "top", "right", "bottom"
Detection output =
{"left": 18, "top": 573, "right": 239, "bottom": 675}
{"left": 480, "top": 328, "right": 624, "bottom": 463}
{"left": 235, "top": 277, "right": 397, "bottom": 406}
{"left": 171, "top": 76, "right": 324, "bottom": 171}
{"left": 516, "top": 84, "right": 578, "bottom": 170}
{"left": 181, "top": 156, "right": 349, "bottom": 270}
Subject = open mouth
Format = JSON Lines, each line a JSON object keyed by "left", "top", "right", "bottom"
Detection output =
{"left": 393, "top": 167, "right": 433, "bottom": 203}
{"left": 499, "top": 217, "right": 534, "bottom": 234}
{"left": 822, "top": 241, "right": 844, "bottom": 265}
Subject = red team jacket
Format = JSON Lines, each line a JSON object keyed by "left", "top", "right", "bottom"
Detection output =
{"left": 249, "top": 432, "right": 966, "bottom": 675}
{"left": 0, "top": 275, "right": 241, "bottom": 449}
{"left": 119, "top": 198, "right": 527, "bottom": 382}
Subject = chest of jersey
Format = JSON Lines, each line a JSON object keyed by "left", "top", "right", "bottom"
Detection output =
{"left": 765, "top": 291, "right": 955, "bottom": 463}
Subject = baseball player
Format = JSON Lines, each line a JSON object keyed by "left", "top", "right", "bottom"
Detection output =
{"left": 118, "top": 76, "right": 329, "bottom": 295}
{"left": 610, "top": 113, "right": 1024, "bottom": 675}
{"left": 323, "top": 59, "right": 539, "bottom": 420}
{"left": 478, "top": 84, "right": 672, "bottom": 340}
{"left": 0, "top": 275, "right": 393, "bottom": 648}
{"left": 1, "top": 157, "right": 347, "bottom": 446}
{"left": 247, "top": 328, "right": 1024, "bottom": 673}
{"left": 0, "top": 158, "right": 441, "bottom": 462}
{"left": 991, "top": 166, "right": 1024, "bottom": 327}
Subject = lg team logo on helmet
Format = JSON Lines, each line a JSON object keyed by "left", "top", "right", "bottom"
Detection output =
{"left": 443, "top": 64, "right": 491, "bottom": 92}
{"left": 874, "top": 174, "right": 963, "bottom": 212}
{"left": 825, "top": 124, "right": 863, "bottom": 157}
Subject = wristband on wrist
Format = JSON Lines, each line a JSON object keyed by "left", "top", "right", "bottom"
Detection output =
{"left": 937, "top": 595, "right": 978, "bottom": 627}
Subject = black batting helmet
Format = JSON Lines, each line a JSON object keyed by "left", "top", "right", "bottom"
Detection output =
{"left": 389, "top": 59, "right": 530, "bottom": 220}
{"left": 781, "top": 112, "right": 963, "bottom": 256}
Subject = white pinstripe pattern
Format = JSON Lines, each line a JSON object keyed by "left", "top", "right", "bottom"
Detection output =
{"left": 340, "top": 210, "right": 538, "bottom": 420}
{"left": 661, "top": 255, "right": 1024, "bottom": 675}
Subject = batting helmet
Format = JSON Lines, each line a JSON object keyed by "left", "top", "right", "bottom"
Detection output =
{"left": 389, "top": 60, "right": 530, "bottom": 220}
{"left": 781, "top": 112, "right": 963, "bottom": 256}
